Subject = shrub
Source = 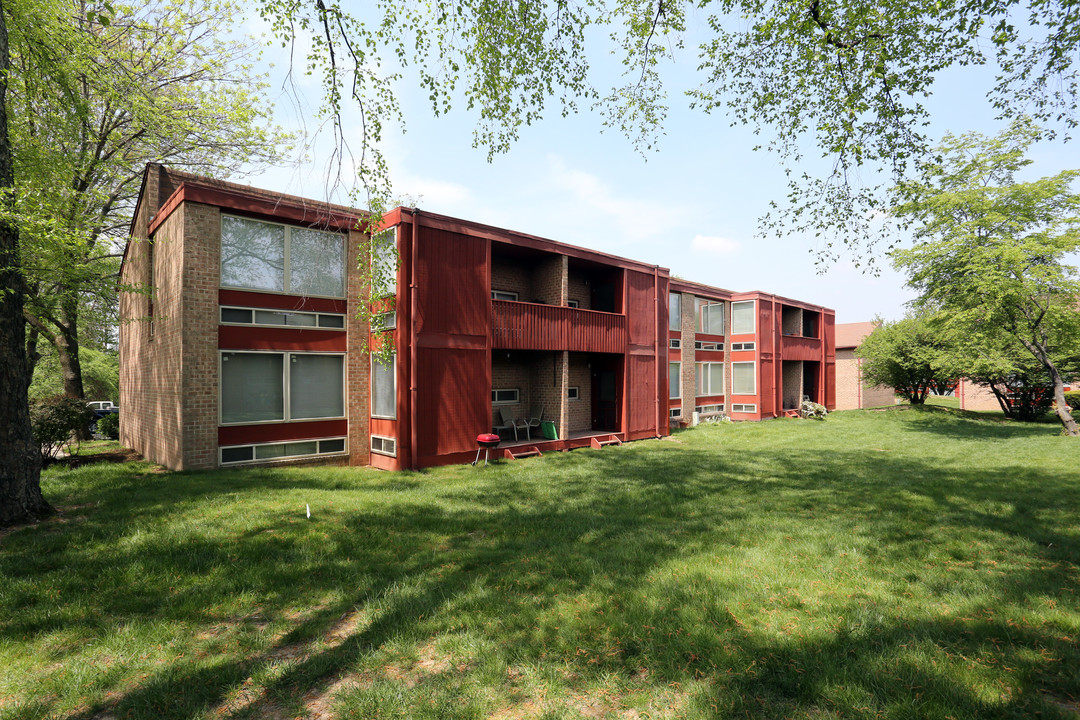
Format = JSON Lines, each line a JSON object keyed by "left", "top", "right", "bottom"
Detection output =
{"left": 1064, "top": 390, "right": 1080, "bottom": 411}
{"left": 801, "top": 399, "right": 828, "bottom": 420}
{"left": 30, "top": 396, "right": 96, "bottom": 464}
{"left": 97, "top": 412, "right": 120, "bottom": 440}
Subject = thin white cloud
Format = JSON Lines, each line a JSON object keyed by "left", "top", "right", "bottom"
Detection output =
{"left": 691, "top": 234, "right": 741, "bottom": 254}
{"left": 545, "top": 155, "right": 676, "bottom": 241}
{"left": 393, "top": 175, "right": 472, "bottom": 208}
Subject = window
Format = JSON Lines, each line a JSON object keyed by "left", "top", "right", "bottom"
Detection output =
{"left": 371, "top": 435, "right": 397, "bottom": 457}
{"left": 697, "top": 299, "right": 725, "bottom": 335}
{"left": 220, "top": 215, "right": 345, "bottom": 298}
{"left": 491, "top": 290, "right": 519, "bottom": 301}
{"left": 567, "top": 387, "right": 580, "bottom": 400}
{"left": 371, "top": 228, "right": 398, "bottom": 297}
{"left": 491, "top": 388, "right": 519, "bottom": 405}
{"left": 567, "top": 299, "right": 580, "bottom": 308}
{"left": 372, "top": 354, "right": 396, "bottom": 418}
{"left": 669, "top": 408, "right": 681, "bottom": 419}
{"left": 220, "top": 352, "right": 344, "bottom": 424}
{"left": 731, "top": 342, "right": 756, "bottom": 351}
{"left": 670, "top": 338, "right": 681, "bottom": 349}
{"left": 695, "top": 341, "right": 722, "bottom": 351}
{"left": 220, "top": 437, "right": 347, "bottom": 465}
{"left": 696, "top": 404, "right": 724, "bottom": 415}
{"left": 732, "top": 361, "right": 756, "bottom": 395}
{"left": 731, "top": 403, "right": 757, "bottom": 413}
{"left": 668, "top": 293, "right": 681, "bottom": 330}
{"left": 374, "top": 311, "right": 396, "bottom": 331}
{"left": 669, "top": 362, "right": 681, "bottom": 399}
{"left": 220, "top": 306, "right": 347, "bottom": 329}
{"left": 731, "top": 300, "right": 755, "bottom": 334}
{"left": 696, "top": 362, "right": 724, "bottom": 396}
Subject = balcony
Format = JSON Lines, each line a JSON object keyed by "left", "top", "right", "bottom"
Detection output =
{"left": 491, "top": 300, "right": 628, "bottom": 353}
{"left": 780, "top": 334, "right": 822, "bottom": 361}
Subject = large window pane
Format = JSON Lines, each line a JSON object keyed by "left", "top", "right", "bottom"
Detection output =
{"left": 291, "top": 227, "right": 345, "bottom": 297}
{"left": 221, "top": 217, "right": 284, "bottom": 292}
{"left": 668, "top": 293, "right": 680, "bottom": 331}
{"left": 732, "top": 362, "right": 756, "bottom": 395}
{"left": 371, "top": 229, "right": 397, "bottom": 297}
{"left": 221, "top": 353, "right": 284, "bottom": 423}
{"left": 698, "top": 300, "right": 725, "bottom": 335}
{"left": 372, "top": 354, "right": 396, "bottom": 418}
{"left": 697, "top": 362, "right": 725, "bottom": 395}
{"left": 290, "top": 354, "right": 344, "bottom": 419}
{"left": 669, "top": 362, "right": 680, "bottom": 399}
{"left": 731, "top": 300, "right": 755, "bottom": 335}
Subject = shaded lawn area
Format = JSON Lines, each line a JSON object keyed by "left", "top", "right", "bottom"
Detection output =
{"left": 1, "top": 408, "right": 1078, "bottom": 719}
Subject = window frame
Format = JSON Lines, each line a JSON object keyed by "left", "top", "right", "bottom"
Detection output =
{"left": 371, "top": 353, "right": 398, "bottom": 419}
{"left": 731, "top": 361, "right": 757, "bottom": 396}
{"left": 567, "top": 386, "right": 580, "bottom": 401}
{"left": 668, "top": 292, "right": 681, "bottom": 331}
{"left": 731, "top": 300, "right": 756, "bottom": 335}
{"left": 731, "top": 403, "right": 758, "bottom": 413}
{"left": 220, "top": 214, "right": 346, "bottom": 299}
{"left": 567, "top": 299, "right": 580, "bottom": 308}
{"left": 491, "top": 290, "right": 520, "bottom": 302}
{"left": 219, "top": 305, "right": 346, "bottom": 330}
{"left": 669, "top": 362, "right": 681, "bottom": 399}
{"left": 371, "top": 435, "right": 397, "bottom": 457}
{"left": 669, "top": 338, "right": 681, "bottom": 350}
{"left": 491, "top": 388, "right": 520, "bottom": 405}
{"left": 696, "top": 361, "right": 725, "bottom": 396}
{"left": 731, "top": 342, "right": 756, "bottom": 351}
{"left": 696, "top": 298, "right": 725, "bottom": 335}
{"left": 219, "top": 350, "right": 346, "bottom": 426}
{"left": 219, "top": 436, "right": 348, "bottom": 466}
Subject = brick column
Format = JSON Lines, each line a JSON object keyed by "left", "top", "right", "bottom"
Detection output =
{"left": 680, "top": 292, "right": 696, "bottom": 419}
{"left": 347, "top": 228, "right": 371, "bottom": 465}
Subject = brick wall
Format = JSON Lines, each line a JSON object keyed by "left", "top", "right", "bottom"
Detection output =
{"left": 567, "top": 269, "right": 591, "bottom": 309}
{"left": 782, "top": 306, "right": 802, "bottom": 335}
{"left": 346, "top": 228, "right": 371, "bottom": 465}
{"left": 567, "top": 354, "right": 591, "bottom": 432}
{"left": 533, "top": 256, "right": 566, "bottom": 305}
{"left": 491, "top": 258, "right": 530, "bottom": 300}
{"left": 180, "top": 203, "right": 221, "bottom": 470}
{"left": 835, "top": 350, "right": 895, "bottom": 409}
{"left": 529, "top": 351, "right": 564, "bottom": 435}
{"left": 491, "top": 353, "right": 531, "bottom": 430}
{"left": 679, "top": 292, "right": 696, "bottom": 418}
{"left": 782, "top": 360, "right": 803, "bottom": 410}
{"left": 120, "top": 207, "right": 186, "bottom": 469}
{"left": 958, "top": 378, "right": 1001, "bottom": 411}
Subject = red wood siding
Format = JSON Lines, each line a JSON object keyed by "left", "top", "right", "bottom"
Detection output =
{"left": 491, "top": 301, "right": 627, "bottom": 353}
{"left": 626, "top": 354, "right": 657, "bottom": 434}
{"left": 218, "top": 326, "right": 347, "bottom": 352}
{"left": 414, "top": 226, "right": 489, "bottom": 337}
{"left": 219, "top": 289, "right": 348, "bottom": 314}
{"left": 218, "top": 419, "right": 348, "bottom": 446}
{"left": 824, "top": 312, "right": 837, "bottom": 409}
{"left": 415, "top": 347, "right": 491, "bottom": 461}
{"left": 625, "top": 270, "right": 656, "bottom": 348}
{"left": 779, "top": 335, "right": 823, "bottom": 361}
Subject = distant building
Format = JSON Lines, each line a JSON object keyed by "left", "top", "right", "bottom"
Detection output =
{"left": 834, "top": 322, "right": 896, "bottom": 410}
{"left": 119, "top": 163, "right": 836, "bottom": 471}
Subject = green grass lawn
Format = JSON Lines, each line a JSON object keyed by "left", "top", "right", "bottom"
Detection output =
{"left": 2, "top": 407, "right": 1079, "bottom": 719}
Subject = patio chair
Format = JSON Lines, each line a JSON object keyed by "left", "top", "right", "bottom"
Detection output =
{"left": 495, "top": 407, "right": 530, "bottom": 441}
{"left": 526, "top": 405, "right": 545, "bottom": 434}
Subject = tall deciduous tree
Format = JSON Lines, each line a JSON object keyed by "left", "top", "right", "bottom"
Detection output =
{"left": 254, "top": 0, "right": 1079, "bottom": 263}
{"left": 9, "top": 0, "right": 289, "bottom": 404}
{"left": 854, "top": 315, "right": 956, "bottom": 405}
{"left": 0, "top": 0, "right": 45, "bottom": 527}
{"left": 892, "top": 119, "right": 1080, "bottom": 435}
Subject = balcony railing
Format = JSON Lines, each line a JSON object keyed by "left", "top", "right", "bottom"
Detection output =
{"left": 780, "top": 334, "right": 822, "bottom": 361}
{"left": 491, "top": 300, "right": 628, "bottom": 353}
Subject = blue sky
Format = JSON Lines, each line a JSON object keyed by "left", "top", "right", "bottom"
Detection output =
{"left": 241, "top": 13, "right": 1078, "bottom": 325}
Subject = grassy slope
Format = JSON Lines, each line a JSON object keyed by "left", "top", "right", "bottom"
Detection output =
{"left": 1, "top": 408, "right": 1078, "bottom": 719}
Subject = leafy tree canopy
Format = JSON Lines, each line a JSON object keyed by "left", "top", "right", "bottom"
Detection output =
{"left": 854, "top": 315, "right": 957, "bottom": 404}
{"left": 892, "top": 118, "right": 1080, "bottom": 434}
{"left": 255, "top": 0, "right": 1079, "bottom": 263}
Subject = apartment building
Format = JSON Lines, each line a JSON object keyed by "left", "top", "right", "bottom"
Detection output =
{"left": 119, "top": 164, "right": 835, "bottom": 471}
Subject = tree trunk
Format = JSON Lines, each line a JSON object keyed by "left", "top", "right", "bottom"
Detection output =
{"left": 0, "top": 0, "right": 49, "bottom": 527}
{"left": 55, "top": 295, "right": 90, "bottom": 439}
{"left": 1020, "top": 338, "right": 1079, "bottom": 436}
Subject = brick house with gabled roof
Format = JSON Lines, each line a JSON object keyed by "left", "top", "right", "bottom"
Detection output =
{"left": 119, "top": 163, "right": 836, "bottom": 471}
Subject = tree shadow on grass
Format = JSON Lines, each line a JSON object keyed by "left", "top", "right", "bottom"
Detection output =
{"left": 2, "top": 428, "right": 1078, "bottom": 719}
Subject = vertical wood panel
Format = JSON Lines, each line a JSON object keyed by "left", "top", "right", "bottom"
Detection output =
{"left": 626, "top": 270, "right": 656, "bottom": 347}
{"left": 626, "top": 354, "right": 655, "bottom": 433}
{"left": 415, "top": 226, "right": 490, "bottom": 336}
{"left": 416, "top": 347, "right": 490, "bottom": 457}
